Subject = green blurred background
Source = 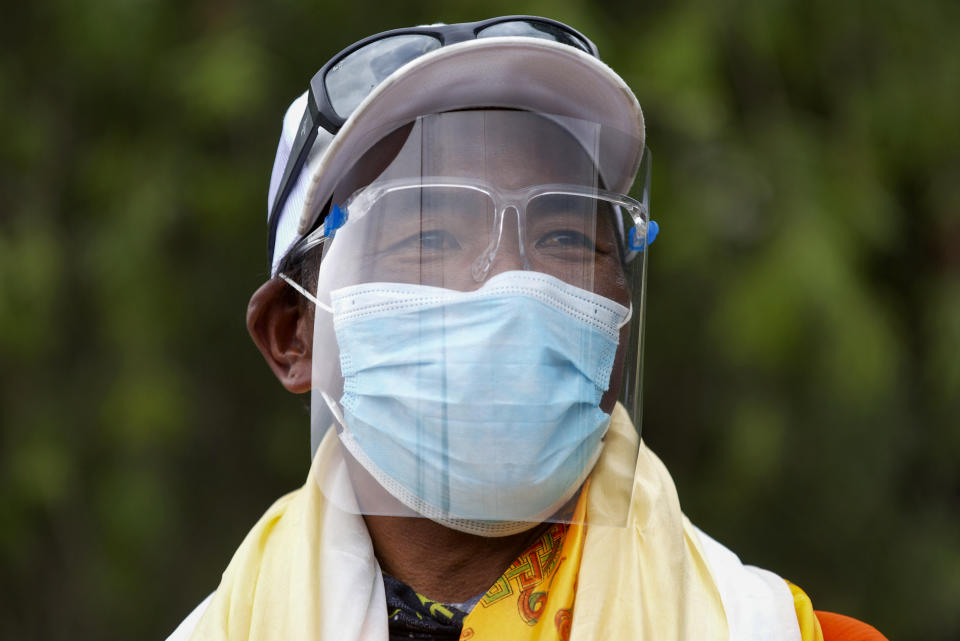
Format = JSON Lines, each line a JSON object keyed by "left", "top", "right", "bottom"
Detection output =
{"left": 1, "top": 0, "right": 958, "bottom": 638}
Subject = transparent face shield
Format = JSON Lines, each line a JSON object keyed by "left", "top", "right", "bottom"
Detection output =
{"left": 282, "top": 110, "right": 651, "bottom": 534}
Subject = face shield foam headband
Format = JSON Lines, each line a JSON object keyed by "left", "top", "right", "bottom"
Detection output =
{"left": 280, "top": 110, "right": 652, "bottom": 534}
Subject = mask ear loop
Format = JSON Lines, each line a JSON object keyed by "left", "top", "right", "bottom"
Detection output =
{"left": 277, "top": 272, "right": 347, "bottom": 429}
{"left": 278, "top": 271, "right": 349, "bottom": 433}
{"left": 320, "top": 391, "right": 346, "bottom": 428}
{"left": 278, "top": 272, "right": 334, "bottom": 314}
{"left": 618, "top": 302, "right": 634, "bottom": 329}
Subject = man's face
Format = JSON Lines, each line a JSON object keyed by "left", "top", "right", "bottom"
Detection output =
{"left": 326, "top": 111, "right": 631, "bottom": 305}
{"left": 312, "top": 111, "right": 632, "bottom": 410}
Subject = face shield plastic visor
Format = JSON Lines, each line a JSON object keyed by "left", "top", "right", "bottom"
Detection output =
{"left": 284, "top": 110, "right": 651, "bottom": 535}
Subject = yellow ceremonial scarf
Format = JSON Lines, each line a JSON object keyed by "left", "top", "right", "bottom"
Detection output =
{"left": 459, "top": 484, "right": 588, "bottom": 641}
{"left": 188, "top": 404, "right": 818, "bottom": 641}
{"left": 459, "top": 491, "right": 822, "bottom": 641}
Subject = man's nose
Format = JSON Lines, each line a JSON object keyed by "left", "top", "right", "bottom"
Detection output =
{"left": 482, "top": 206, "right": 528, "bottom": 281}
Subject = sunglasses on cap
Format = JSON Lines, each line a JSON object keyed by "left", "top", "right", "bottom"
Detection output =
{"left": 268, "top": 16, "right": 599, "bottom": 265}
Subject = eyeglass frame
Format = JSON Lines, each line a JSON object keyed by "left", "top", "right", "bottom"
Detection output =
{"left": 267, "top": 16, "right": 600, "bottom": 269}
{"left": 280, "top": 173, "right": 650, "bottom": 277}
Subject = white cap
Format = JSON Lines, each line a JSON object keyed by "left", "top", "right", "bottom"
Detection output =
{"left": 267, "top": 36, "right": 645, "bottom": 275}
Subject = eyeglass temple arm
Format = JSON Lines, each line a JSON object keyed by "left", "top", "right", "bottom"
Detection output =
{"left": 267, "top": 104, "right": 320, "bottom": 267}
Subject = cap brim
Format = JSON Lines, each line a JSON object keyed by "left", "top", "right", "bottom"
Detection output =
{"left": 298, "top": 36, "right": 645, "bottom": 235}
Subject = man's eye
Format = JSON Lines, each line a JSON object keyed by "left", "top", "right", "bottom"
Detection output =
{"left": 535, "top": 230, "right": 595, "bottom": 251}
{"left": 390, "top": 229, "right": 461, "bottom": 252}
{"left": 419, "top": 229, "right": 461, "bottom": 250}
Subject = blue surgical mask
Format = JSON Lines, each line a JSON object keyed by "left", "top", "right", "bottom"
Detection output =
{"left": 327, "top": 271, "right": 631, "bottom": 536}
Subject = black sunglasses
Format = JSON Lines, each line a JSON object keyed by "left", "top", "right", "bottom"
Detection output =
{"left": 268, "top": 16, "right": 599, "bottom": 268}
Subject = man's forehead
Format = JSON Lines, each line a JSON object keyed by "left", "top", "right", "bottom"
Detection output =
{"left": 372, "top": 111, "right": 601, "bottom": 189}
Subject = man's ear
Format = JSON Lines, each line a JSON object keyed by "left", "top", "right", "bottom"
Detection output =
{"left": 247, "top": 278, "right": 313, "bottom": 393}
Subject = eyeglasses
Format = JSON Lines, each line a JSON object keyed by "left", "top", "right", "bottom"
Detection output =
{"left": 279, "top": 175, "right": 651, "bottom": 296}
{"left": 268, "top": 16, "right": 599, "bottom": 267}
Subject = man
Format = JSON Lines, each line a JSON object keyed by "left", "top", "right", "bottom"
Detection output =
{"left": 169, "top": 16, "right": 886, "bottom": 641}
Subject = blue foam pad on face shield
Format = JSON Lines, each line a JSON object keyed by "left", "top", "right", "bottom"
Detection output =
{"left": 323, "top": 203, "right": 348, "bottom": 238}
{"left": 628, "top": 220, "right": 659, "bottom": 251}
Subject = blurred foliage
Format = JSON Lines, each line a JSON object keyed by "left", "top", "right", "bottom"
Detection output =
{"left": 1, "top": 0, "right": 957, "bottom": 639}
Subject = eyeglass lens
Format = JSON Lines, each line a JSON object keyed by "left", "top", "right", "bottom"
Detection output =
{"left": 476, "top": 20, "right": 591, "bottom": 52}
{"left": 324, "top": 21, "right": 589, "bottom": 121}
{"left": 326, "top": 34, "right": 442, "bottom": 118}
{"left": 346, "top": 185, "right": 623, "bottom": 292}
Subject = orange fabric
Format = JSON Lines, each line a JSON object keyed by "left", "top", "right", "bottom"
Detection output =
{"left": 815, "top": 611, "right": 889, "bottom": 641}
